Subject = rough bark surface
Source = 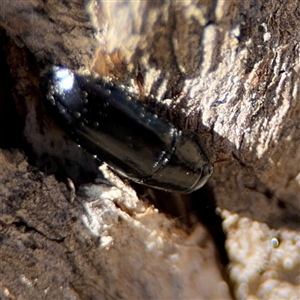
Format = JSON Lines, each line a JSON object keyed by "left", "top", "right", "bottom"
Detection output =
{"left": 0, "top": 0, "right": 299, "bottom": 299}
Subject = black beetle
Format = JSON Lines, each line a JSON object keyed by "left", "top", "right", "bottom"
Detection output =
{"left": 44, "top": 66, "right": 213, "bottom": 193}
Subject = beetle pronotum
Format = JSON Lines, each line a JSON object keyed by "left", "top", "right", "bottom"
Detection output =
{"left": 44, "top": 66, "right": 213, "bottom": 193}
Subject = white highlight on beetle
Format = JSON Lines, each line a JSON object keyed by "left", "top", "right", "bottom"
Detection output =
{"left": 54, "top": 67, "right": 75, "bottom": 93}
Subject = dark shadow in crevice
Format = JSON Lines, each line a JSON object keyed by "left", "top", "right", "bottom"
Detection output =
{"left": 0, "top": 30, "right": 23, "bottom": 149}
{"left": 23, "top": 142, "right": 100, "bottom": 187}
{"left": 191, "top": 185, "right": 229, "bottom": 265}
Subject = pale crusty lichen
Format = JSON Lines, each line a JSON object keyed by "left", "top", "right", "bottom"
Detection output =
{"left": 220, "top": 209, "right": 300, "bottom": 300}
{"left": 78, "top": 181, "right": 232, "bottom": 299}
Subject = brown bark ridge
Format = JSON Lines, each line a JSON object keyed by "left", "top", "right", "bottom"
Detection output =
{"left": 0, "top": 1, "right": 299, "bottom": 299}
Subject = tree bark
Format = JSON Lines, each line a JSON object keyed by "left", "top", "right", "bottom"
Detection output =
{"left": 0, "top": 1, "right": 299, "bottom": 299}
